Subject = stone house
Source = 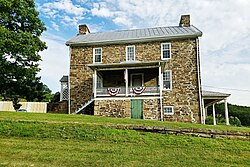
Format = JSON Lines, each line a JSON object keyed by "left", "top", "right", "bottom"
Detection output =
{"left": 66, "top": 15, "right": 230, "bottom": 124}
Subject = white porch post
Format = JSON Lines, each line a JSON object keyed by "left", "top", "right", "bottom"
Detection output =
{"left": 212, "top": 104, "right": 216, "bottom": 125}
{"left": 125, "top": 68, "right": 128, "bottom": 96}
{"left": 202, "top": 99, "right": 206, "bottom": 124}
{"left": 94, "top": 70, "right": 97, "bottom": 98}
{"left": 224, "top": 98, "right": 230, "bottom": 125}
{"left": 159, "top": 65, "right": 163, "bottom": 121}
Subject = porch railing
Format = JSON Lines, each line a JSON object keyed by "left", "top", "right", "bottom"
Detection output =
{"left": 96, "top": 86, "right": 159, "bottom": 97}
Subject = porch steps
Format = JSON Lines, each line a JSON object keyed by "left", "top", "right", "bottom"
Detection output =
{"left": 73, "top": 99, "right": 94, "bottom": 114}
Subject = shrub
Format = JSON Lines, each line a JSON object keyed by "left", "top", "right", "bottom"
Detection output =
{"left": 229, "top": 116, "right": 241, "bottom": 127}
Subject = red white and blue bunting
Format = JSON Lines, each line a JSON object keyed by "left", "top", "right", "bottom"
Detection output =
{"left": 107, "top": 88, "right": 120, "bottom": 96}
{"left": 132, "top": 86, "right": 146, "bottom": 94}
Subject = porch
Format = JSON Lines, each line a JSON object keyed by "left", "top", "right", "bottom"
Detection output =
{"left": 89, "top": 61, "right": 164, "bottom": 98}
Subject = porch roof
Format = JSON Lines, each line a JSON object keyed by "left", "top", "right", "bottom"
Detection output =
{"left": 88, "top": 61, "right": 161, "bottom": 71}
{"left": 202, "top": 90, "right": 231, "bottom": 107}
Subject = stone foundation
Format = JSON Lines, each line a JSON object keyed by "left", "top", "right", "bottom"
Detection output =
{"left": 94, "top": 100, "right": 131, "bottom": 118}
{"left": 143, "top": 99, "right": 160, "bottom": 120}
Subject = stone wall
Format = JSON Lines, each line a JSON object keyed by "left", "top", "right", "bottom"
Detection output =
{"left": 47, "top": 101, "right": 68, "bottom": 114}
{"left": 162, "top": 39, "right": 200, "bottom": 123}
{"left": 70, "top": 37, "right": 201, "bottom": 123}
{"left": 94, "top": 100, "right": 130, "bottom": 118}
{"left": 143, "top": 99, "right": 160, "bottom": 120}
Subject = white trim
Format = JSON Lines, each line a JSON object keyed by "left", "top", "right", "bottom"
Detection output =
{"left": 94, "top": 96, "right": 162, "bottom": 101}
{"left": 126, "top": 45, "right": 135, "bottom": 61}
{"left": 93, "top": 48, "right": 102, "bottom": 63}
{"left": 212, "top": 104, "right": 216, "bottom": 125}
{"left": 125, "top": 69, "right": 128, "bottom": 96}
{"left": 94, "top": 70, "right": 97, "bottom": 98}
{"left": 68, "top": 47, "right": 71, "bottom": 114}
{"left": 130, "top": 73, "right": 144, "bottom": 87}
{"left": 163, "top": 106, "right": 174, "bottom": 115}
{"left": 161, "top": 43, "right": 171, "bottom": 60}
{"left": 159, "top": 65, "right": 163, "bottom": 121}
{"left": 224, "top": 98, "right": 229, "bottom": 126}
{"left": 162, "top": 70, "right": 172, "bottom": 91}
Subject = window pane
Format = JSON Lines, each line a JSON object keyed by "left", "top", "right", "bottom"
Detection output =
{"left": 127, "top": 46, "right": 135, "bottom": 61}
{"left": 163, "top": 81, "right": 170, "bottom": 89}
{"left": 163, "top": 50, "right": 170, "bottom": 58}
{"left": 95, "top": 55, "right": 101, "bottom": 62}
{"left": 164, "top": 107, "right": 173, "bottom": 114}
{"left": 163, "top": 44, "right": 170, "bottom": 50}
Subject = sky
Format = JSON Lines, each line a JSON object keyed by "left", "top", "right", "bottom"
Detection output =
{"left": 35, "top": 0, "right": 250, "bottom": 106}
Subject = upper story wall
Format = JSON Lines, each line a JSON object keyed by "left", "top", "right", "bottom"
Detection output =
{"left": 70, "top": 37, "right": 198, "bottom": 65}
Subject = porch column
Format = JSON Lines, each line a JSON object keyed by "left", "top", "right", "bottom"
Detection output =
{"left": 94, "top": 70, "right": 97, "bottom": 98}
{"left": 202, "top": 99, "right": 206, "bottom": 124}
{"left": 125, "top": 68, "right": 128, "bottom": 96}
{"left": 159, "top": 65, "right": 163, "bottom": 121}
{"left": 212, "top": 104, "right": 216, "bottom": 125}
{"left": 224, "top": 98, "right": 229, "bottom": 125}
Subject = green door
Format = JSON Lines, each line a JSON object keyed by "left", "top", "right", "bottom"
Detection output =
{"left": 131, "top": 99, "right": 143, "bottom": 119}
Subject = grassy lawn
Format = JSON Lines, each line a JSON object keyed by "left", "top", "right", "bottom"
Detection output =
{"left": 1, "top": 111, "right": 250, "bottom": 132}
{"left": 0, "top": 111, "right": 249, "bottom": 166}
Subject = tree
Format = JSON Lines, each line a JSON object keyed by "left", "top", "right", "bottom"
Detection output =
{"left": 0, "top": 0, "right": 47, "bottom": 101}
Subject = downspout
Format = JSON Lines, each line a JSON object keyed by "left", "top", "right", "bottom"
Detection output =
{"left": 196, "top": 38, "right": 204, "bottom": 124}
{"left": 68, "top": 47, "right": 71, "bottom": 114}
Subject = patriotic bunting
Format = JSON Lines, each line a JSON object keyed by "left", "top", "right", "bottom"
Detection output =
{"left": 107, "top": 88, "right": 120, "bottom": 96}
{"left": 132, "top": 86, "right": 146, "bottom": 94}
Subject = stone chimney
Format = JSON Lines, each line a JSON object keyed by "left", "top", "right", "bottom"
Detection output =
{"left": 79, "top": 24, "right": 90, "bottom": 35}
{"left": 179, "top": 15, "right": 190, "bottom": 27}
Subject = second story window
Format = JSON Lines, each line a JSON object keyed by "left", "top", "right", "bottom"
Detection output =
{"left": 163, "top": 70, "right": 172, "bottom": 90}
{"left": 161, "top": 43, "right": 171, "bottom": 60}
{"left": 126, "top": 45, "right": 135, "bottom": 61}
{"left": 93, "top": 48, "right": 102, "bottom": 63}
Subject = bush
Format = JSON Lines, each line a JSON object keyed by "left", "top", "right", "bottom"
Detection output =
{"left": 205, "top": 116, "right": 214, "bottom": 125}
{"left": 229, "top": 116, "right": 241, "bottom": 127}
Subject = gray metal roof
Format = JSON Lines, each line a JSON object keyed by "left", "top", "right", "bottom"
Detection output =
{"left": 202, "top": 91, "right": 231, "bottom": 97}
{"left": 66, "top": 25, "right": 202, "bottom": 46}
{"left": 60, "top": 75, "right": 68, "bottom": 82}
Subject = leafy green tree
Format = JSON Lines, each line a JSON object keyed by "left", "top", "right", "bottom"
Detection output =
{"left": 0, "top": 0, "right": 47, "bottom": 101}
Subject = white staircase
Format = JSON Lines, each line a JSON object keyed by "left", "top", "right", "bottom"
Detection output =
{"left": 73, "top": 99, "right": 94, "bottom": 114}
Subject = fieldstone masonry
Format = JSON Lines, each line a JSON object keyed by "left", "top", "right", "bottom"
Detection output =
{"left": 70, "top": 38, "right": 201, "bottom": 122}
{"left": 69, "top": 15, "right": 202, "bottom": 123}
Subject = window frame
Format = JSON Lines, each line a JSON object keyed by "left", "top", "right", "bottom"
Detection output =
{"left": 93, "top": 48, "right": 102, "bottom": 63}
{"left": 162, "top": 70, "right": 172, "bottom": 91}
{"left": 126, "top": 45, "right": 135, "bottom": 61}
{"left": 161, "top": 43, "right": 171, "bottom": 60}
{"left": 164, "top": 106, "right": 174, "bottom": 115}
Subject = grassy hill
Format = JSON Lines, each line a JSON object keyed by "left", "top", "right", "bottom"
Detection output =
{"left": 0, "top": 112, "right": 249, "bottom": 166}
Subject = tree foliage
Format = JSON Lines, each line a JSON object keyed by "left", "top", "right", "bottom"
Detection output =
{"left": 207, "top": 103, "right": 250, "bottom": 127}
{"left": 0, "top": 0, "right": 47, "bottom": 101}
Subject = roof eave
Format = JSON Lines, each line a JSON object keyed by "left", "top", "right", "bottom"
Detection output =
{"left": 65, "top": 33, "right": 202, "bottom": 46}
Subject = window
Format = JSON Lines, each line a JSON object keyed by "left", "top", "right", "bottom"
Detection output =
{"left": 163, "top": 70, "right": 172, "bottom": 90}
{"left": 93, "top": 48, "right": 102, "bottom": 63}
{"left": 126, "top": 46, "right": 135, "bottom": 61}
{"left": 96, "top": 74, "right": 103, "bottom": 88}
{"left": 164, "top": 106, "right": 174, "bottom": 115}
{"left": 161, "top": 43, "right": 171, "bottom": 60}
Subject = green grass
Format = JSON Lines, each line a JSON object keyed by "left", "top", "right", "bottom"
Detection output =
{"left": 1, "top": 111, "right": 250, "bottom": 132}
{"left": 0, "top": 111, "right": 249, "bottom": 166}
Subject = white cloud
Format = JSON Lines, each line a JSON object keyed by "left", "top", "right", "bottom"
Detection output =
{"left": 38, "top": 33, "right": 69, "bottom": 93}
{"left": 51, "top": 21, "right": 60, "bottom": 31}
{"left": 42, "top": 0, "right": 86, "bottom": 16}
{"left": 37, "top": 0, "right": 88, "bottom": 29}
